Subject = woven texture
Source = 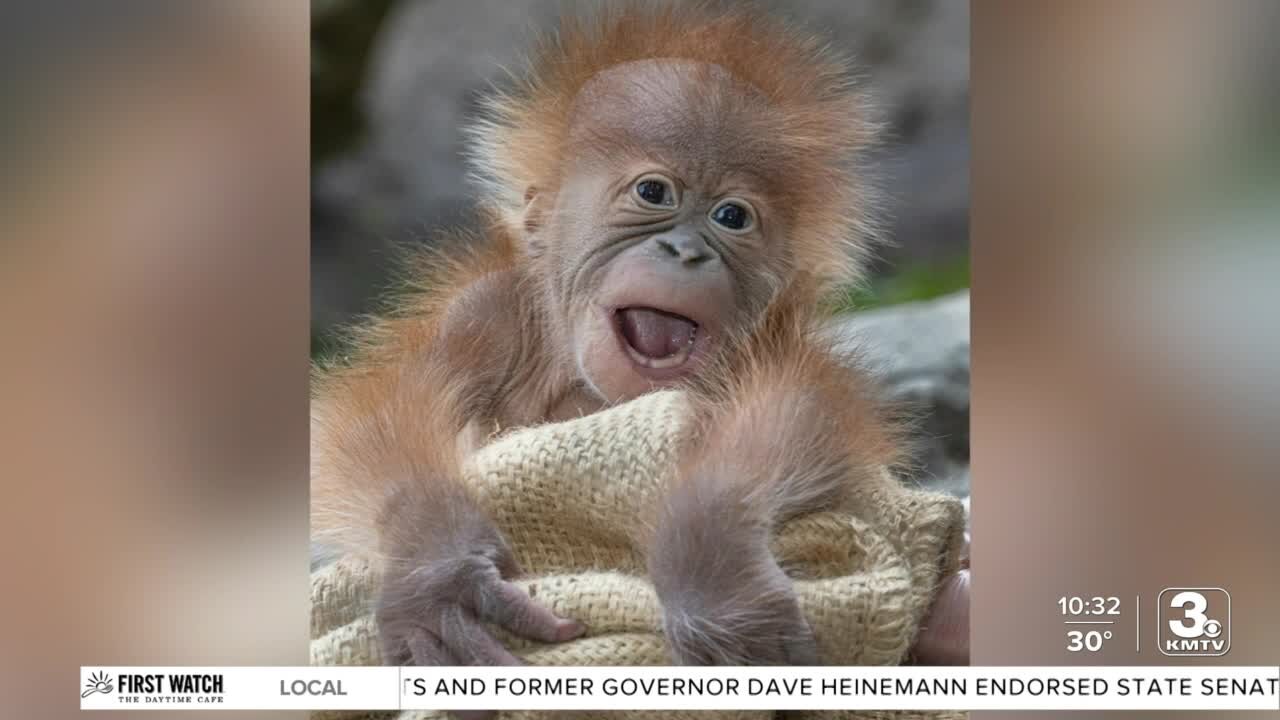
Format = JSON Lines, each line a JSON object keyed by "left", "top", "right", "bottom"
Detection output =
{"left": 312, "top": 390, "right": 966, "bottom": 720}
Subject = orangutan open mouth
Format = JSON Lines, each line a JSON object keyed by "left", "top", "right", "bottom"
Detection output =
{"left": 614, "top": 306, "right": 701, "bottom": 372}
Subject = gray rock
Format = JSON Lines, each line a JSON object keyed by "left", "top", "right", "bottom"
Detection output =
{"left": 828, "top": 291, "right": 970, "bottom": 497}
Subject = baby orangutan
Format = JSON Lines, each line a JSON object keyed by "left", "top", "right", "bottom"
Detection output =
{"left": 313, "top": 2, "right": 958, "bottom": 669}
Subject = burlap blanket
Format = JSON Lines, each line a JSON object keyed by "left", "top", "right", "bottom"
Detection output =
{"left": 311, "top": 390, "right": 966, "bottom": 720}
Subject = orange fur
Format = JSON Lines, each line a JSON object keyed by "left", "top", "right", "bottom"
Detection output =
{"left": 469, "top": 0, "right": 882, "bottom": 295}
{"left": 313, "top": 0, "right": 893, "bottom": 556}
{"left": 311, "top": 227, "right": 526, "bottom": 553}
{"left": 669, "top": 288, "right": 906, "bottom": 529}
{"left": 312, "top": 1, "right": 905, "bottom": 669}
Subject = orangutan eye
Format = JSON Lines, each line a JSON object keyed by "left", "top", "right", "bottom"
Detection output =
{"left": 709, "top": 199, "right": 754, "bottom": 232}
{"left": 633, "top": 175, "right": 677, "bottom": 208}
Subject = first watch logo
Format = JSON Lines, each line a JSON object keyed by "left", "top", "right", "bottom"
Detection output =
{"left": 83, "top": 671, "right": 226, "bottom": 705}
{"left": 82, "top": 671, "right": 114, "bottom": 698}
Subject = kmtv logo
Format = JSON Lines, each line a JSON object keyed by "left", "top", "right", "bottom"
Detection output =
{"left": 1158, "top": 588, "right": 1230, "bottom": 656}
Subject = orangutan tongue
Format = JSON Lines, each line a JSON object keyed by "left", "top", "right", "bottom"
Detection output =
{"left": 618, "top": 307, "right": 697, "bottom": 359}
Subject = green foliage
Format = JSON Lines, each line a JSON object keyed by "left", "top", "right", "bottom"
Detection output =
{"left": 830, "top": 255, "right": 970, "bottom": 314}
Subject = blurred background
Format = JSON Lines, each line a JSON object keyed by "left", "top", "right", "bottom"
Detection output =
{"left": 1, "top": 2, "right": 310, "bottom": 717}
{"left": 971, "top": 3, "right": 1280, "bottom": 706}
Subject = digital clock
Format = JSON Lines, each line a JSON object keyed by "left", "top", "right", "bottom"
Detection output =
{"left": 1058, "top": 596, "right": 1121, "bottom": 616}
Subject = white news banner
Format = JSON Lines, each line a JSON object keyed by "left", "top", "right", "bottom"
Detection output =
{"left": 80, "top": 666, "right": 1280, "bottom": 711}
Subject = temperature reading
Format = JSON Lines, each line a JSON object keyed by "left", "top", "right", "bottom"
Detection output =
{"left": 1067, "top": 629, "right": 1112, "bottom": 652}
{"left": 1059, "top": 594, "right": 1123, "bottom": 653}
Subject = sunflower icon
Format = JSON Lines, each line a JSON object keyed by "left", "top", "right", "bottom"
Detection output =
{"left": 82, "top": 671, "right": 114, "bottom": 698}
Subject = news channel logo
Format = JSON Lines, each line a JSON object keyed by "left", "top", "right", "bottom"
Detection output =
{"left": 1158, "top": 588, "right": 1231, "bottom": 657}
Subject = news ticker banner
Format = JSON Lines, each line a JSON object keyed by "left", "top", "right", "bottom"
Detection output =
{"left": 80, "top": 666, "right": 1280, "bottom": 711}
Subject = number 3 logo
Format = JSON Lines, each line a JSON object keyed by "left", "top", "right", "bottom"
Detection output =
{"left": 1168, "top": 591, "right": 1208, "bottom": 638}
